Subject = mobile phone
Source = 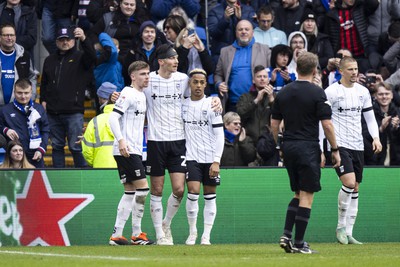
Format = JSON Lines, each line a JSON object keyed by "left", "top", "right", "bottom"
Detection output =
{"left": 335, "top": 53, "right": 343, "bottom": 59}
{"left": 187, "top": 28, "right": 195, "bottom": 36}
{"left": 366, "top": 76, "right": 376, "bottom": 84}
{"left": 280, "top": 66, "right": 287, "bottom": 71}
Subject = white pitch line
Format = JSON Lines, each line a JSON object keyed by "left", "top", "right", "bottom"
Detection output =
{"left": 0, "top": 250, "right": 141, "bottom": 261}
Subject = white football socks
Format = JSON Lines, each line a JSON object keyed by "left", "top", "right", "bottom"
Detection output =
{"left": 346, "top": 191, "right": 359, "bottom": 236}
{"left": 150, "top": 194, "right": 164, "bottom": 239}
{"left": 131, "top": 188, "right": 149, "bottom": 237}
{"left": 203, "top": 194, "right": 217, "bottom": 240}
{"left": 112, "top": 191, "right": 135, "bottom": 238}
{"left": 186, "top": 193, "right": 199, "bottom": 235}
{"left": 338, "top": 185, "right": 354, "bottom": 228}
{"left": 163, "top": 193, "right": 182, "bottom": 227}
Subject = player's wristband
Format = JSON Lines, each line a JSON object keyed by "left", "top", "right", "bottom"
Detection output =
{"left": 331, "top": 147, "right": 339, "bottom": 152}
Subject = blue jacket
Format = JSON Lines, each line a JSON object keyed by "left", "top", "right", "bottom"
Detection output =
{"left": 150, "top": 0, "right": 200, "bottom": 21}
{"left": 94, "top": 33, "right": 124, "bottom": 91}
{"left": 0, "top": 102, "right": 49, "bottom": 165}
{"left": 208, "top": 2, "right": 256, "bottom": 58}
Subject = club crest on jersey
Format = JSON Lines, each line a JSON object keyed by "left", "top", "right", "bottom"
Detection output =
{"left": 359, "top": 96, "right": 363, "bottom": 101}
{"left": 176, "top": 84, "right": 180, "bottom": 90}
{"left": 116, "top": 96, "right": 126, "bottom": 107}
{"left": 202, "top": 110, "right": 207, "bottom": 116}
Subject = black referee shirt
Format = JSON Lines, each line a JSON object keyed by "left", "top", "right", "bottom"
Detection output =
{"left": 271, "top": 80, "right": 332, "bottom": 141}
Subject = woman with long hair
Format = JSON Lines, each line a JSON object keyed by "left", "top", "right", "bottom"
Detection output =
{"left": 0, "top": 140, "right": 35, "bottom": 169}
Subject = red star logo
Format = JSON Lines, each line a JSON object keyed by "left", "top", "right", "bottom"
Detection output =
{"left": 17, "top": 170, "right": 94, "bottom": 246}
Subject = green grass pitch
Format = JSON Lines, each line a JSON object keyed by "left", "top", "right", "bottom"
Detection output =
{"left": 1, "top": 243, "right": 399, "bottom": 267}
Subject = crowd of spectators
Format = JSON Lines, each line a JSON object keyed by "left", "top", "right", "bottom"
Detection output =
{"left": 0, "top": 0, "right": 399, "bottom": 167}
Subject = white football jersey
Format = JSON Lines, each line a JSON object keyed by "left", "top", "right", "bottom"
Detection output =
{"left": 112, "top": 86, "right": 146, "bottom": 156}
{"left": 144, "top": 71, "right": 190, "bottom": 141}
{"left": 182, "top": 96, "right": 224, "bottom": 163}
{"left": 325, "top": 82, "right": 373, "bottom": 150}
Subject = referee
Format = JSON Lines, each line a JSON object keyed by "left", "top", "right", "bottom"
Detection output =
{"left": 271, "top": 52, "right": 341, "bottom": 254}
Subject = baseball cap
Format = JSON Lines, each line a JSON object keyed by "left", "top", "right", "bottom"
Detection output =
{"left": 56, "top": 27, "right": 74, "bottom": 39}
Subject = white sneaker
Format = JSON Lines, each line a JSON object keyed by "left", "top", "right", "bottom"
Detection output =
{"left": 162, "top": 223, "right": 174, "bottom": 245}
{"left": 200, "top": 236, "right": 211, "bottom": 245}
{"left": 157, "top": 236, "right": 173, "bottom": 246}
{"left": 185, "top": 233, "right": 197, "bottom": 245}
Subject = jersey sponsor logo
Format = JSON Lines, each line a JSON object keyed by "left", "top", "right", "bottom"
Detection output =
{"left": 183, "top": 119, "right": 209, "bottom": 127}
{"left": 340, "top": 19, "right": 354, "bottom": 31}
{"left": 134, "top": 110, "right": 146, "bottom": 116}
{"left": 150, "top": 93, "right": 182, "bottom": 100}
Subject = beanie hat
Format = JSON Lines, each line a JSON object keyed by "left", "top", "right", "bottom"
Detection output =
{"left": 301, "top": 8, "right": 316, "bottom": 24}
{"left": 97, "top": 82, "right": 117, "bottom": 99}
{"left": 139, "top": 20, "right": 156, "bottom": 35}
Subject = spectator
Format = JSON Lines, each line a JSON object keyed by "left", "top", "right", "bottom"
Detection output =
{"left": 87, "top": 0, "right": 151, "bottom": 25}
{"left": 257, "top": 124, "right": 280, "bottom": 166}
{"left": 77, "top": 0, "right": 93, "bottom": 32}
{"left": 0, "top": 0, "right": 38, "bottom": 58}
{"left": 40, "top": 26, "right": 96, "bottom": 168}
{"left": 287, "top": 31, "right": 307, "bottom": 75}
{"left": 0, "top": 23, "right": 37, "bottom": 106}
{"left": 220, "top": 111, "right": 256, "bottom": 166}
{"left": 89, "top": 0, "right": 149, "bottom": 59}
{"left": 299, "top": 7, "right": 333, "bottom": 70}
{"left": 363, "top": 82, "right": 400, "bottom": 165}
{"left": 324, "top": 0, "right": 380, "bottom": 73}
{"left": 174, "top": 19, "right": 214, "bottom": 76}
{"left": 156, "top": 6, "right": 196, "bottom": 33}
{"left": 208, "top": 0, "right": 256, "bottom": 62}
{"left": 214, "top": 19, "right": 271, "bottom": 112}
{"left": 87, "top": 0, "right": 119, "bottom": 24}
{"left": 272, "top": 0, "right": 305, "bottom": 36}
{"left": 94, "top": 32, "right": 124, "bottom": 92}
{"left": 36, "top": 0, "right": 76, "bottom": 55}
{"left": 367, "top": 0, "right": 400, "bottom": 52}
{"left": 383, "top": 21, "right": 400, "bottom": 75}
{"left": 122, "top": 20, "right": 165, "bottom": 84}
{"left": 0, "top": 78, "right": 49, "bottom": 168}
{"left": 236, "top": 65, "right": 274, "bottom": 144}
{"left": 236, "top": 64, "right": 277, "bottom": 166}
{"left": 150, "top": 0, "right": 200, "bottom": 23}
{"left": 0, "top": 140, "right": 34, "bottom": 168}
{"left": 163, "top": 14, "right": 213, "bottom": 76}
{"left": 253, "top": 5, "right": 287, "bottom": 48}
{"left": 82, "top": 81, "right": 117, "bottom": 168}
{"left": 321, "top": 48, "right": 353, "bottom": 89}
{"left": 268, "top": 44, "right": 295, "bottom": 93}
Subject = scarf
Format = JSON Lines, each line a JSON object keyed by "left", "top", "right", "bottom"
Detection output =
{"left": 224, "top": 129, "right": 236, "bottom": 143}
{"left": 13, "top": 99, "right": 42, "bottom": 149}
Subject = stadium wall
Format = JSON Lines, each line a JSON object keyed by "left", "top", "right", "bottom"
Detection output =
{"left": 0, "top": 168, "right": 399, "bottom": 246}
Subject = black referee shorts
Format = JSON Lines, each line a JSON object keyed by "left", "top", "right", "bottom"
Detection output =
{"left": 282, "top": 140, "right": 321, "bottom": 193}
